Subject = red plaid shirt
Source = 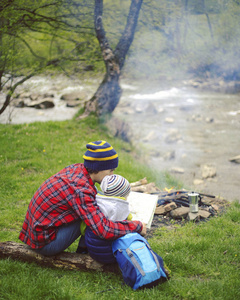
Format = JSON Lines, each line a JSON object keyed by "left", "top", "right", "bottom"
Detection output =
{"left": 19, "top": 163, "right": 142, "bottom": 249}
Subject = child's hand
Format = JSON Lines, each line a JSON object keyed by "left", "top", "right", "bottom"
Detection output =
{"left": 140, "top": 223, "right": 147, "bottom": 236}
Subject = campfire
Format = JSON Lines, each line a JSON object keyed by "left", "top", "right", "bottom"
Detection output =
{"left": 130, "top": 178, "right": 230, "bottom": 227}
{"left": 157, "top": 187, "right": 217, "bottom": 209}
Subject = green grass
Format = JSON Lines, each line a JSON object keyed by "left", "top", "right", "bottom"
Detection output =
{"left": 0, "top": 117, "right": 240, "bottom": 299}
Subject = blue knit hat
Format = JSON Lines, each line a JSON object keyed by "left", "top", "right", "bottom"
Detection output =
{"left": 100, "top": 174, "right": 131, "bottom": 198}
{"left": 83, "top": 140, "right": 118, "bottom": 171}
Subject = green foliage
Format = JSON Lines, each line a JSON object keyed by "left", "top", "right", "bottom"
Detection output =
{"left": 0, "top": 0, "right": 100, "bottom": 82}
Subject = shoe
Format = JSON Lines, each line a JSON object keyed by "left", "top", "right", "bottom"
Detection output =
{"left": 76, "top": 246, "right": 88, "bottom": 254}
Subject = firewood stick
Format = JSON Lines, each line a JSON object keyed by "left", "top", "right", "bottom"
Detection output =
{"left": 130, "top": 177, "right": 148, "bottom": 187}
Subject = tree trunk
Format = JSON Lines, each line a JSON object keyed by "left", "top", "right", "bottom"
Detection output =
{"left": 82, "top": 0, "right": 143, "bottom": 117}
{"left": 202, "top": 0, "right": 213, "bottom": 40}
{"left": 84, "top": 73, "right": 121, "bottom": 117}
{"left": 0, "top": 241, "right": 119, "bottom": 274}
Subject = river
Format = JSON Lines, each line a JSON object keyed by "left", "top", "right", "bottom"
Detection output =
{"left": 1, "top": 76, "right": 240, "bottom": 202}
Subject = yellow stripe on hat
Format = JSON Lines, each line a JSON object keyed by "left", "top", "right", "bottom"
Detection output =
{"left": 88, "top": 141, "right": 106, "bottom": 146}
{"left": 87, "top": 146, "right": 113, "bottom": 153}
{"left": 87, "top": 141, "right": 113, "bottom": 152}
{"left": 83, "top": 153, "right": 118, "bottom": 161}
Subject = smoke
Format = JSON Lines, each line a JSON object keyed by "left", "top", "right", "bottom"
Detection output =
{"left": 124, "top": 1, "right": 240, "bottom": 82}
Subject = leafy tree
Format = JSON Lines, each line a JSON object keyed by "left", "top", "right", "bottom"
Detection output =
{"left": 0, "top": 0, "right": 95, "bottom": 115}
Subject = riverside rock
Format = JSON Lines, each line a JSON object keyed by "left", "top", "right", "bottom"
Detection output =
{"left": 60, "top": 91, "right": 87, "bottom": 101}
{"left": 170, "top": 167, "right": 185, "bottom": 174}
{"left": 165, "top": 129, "right": 181, "bottom": 143}
{"left": 27, "top": 99, "right": 55, "bottom": 109}
{"left": 229, "top": 155, "right": 240, "bottom": 164}
{"left": 201, "top": 164, "right": 217, "bottom": 179}
{"left": 145, "top": 102, "right": 158, "bottom": 114}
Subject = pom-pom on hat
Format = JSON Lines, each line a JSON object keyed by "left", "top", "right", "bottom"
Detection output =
{"left": 100, "top": 174, "right": 131, "bottom": 198}
{"left": 83, "top": 140, "right": 118, "bottom": 171}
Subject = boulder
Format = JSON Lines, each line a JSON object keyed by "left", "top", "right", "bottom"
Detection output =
{"left": 201, "top": 164, "right": 217, "bottom": 179}
{"left": 30, "top": 94, "right": 41, "bottom": 101}
{"left": 165, "top": 129, "right": 181, "bottom": 143}
{"left": 66, "top": 100, "right": 84, "bottom": 108}
{"left": 164, "top": 202, "right": 177, "bottom": 212}
{"left": 142, "top": 130, "right": 157, "bottom": 142}
{"left": 165, "top": 117, "right": 174, "bottom": 123}
{"left": 198, "top": 209, "right": 211, "bottom": 219}
{"left": 19, "top": 92, "right": 31, "bottom": 99}
{"left": 187, "top": 212, "right": 200, "bottom": 221}
{"left": 170, "top": 207, "right": 189, "bottom": 219}
{"left": 135, "top": 104, "right": 145, "bottom": 113}
{"left": 170, "top": 167, "right": 184, "bottom": 174}
{"left": 193, "top": 179, "right": 204, "bottom": 185}
{"left": 60, "top": 91, "right": 87, "bottom": 101}
{"left": 43, "top": 92, "right": 54, "bottom": 98}
{"left": 157, "top": 107, "right": 164, "bottom": 113}
{"left": 106, "top": 117, "right": 132, "bottom": 142}
{"left": 211, "top": 204, "right": 219, "bottom": 211}
{"left": 163, "top": 151, "right": 175, "bottom": 160}
{"left": 27, "top": 98, "right": 55, "bottom": 109}
{"left": 229, "top": 155, "right": 240, "bottom": 164}
{"left": 145, "top": 102, "right": 158, "bottom": 114}
{"left": 155, "top": 206, "right": 165, "bottom": 215}
{"left": 154, "top": 202, "right": 177, "bottom": 215}
{"left": 12, "top": 99, "right": 25, "bottom": 108}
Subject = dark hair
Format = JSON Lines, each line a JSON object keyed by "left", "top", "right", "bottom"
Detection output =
{"left": 85, "top": 167, "right": 99, "bottom": 174}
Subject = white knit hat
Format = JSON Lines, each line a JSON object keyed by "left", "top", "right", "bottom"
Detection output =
{"left": 100, "top": 174, "right": 131, "bottom": 198}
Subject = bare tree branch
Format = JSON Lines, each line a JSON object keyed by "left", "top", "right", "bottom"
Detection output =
{"left": 0, "top": 72, "right": 36, "bottom": 115}
{"left": 13, "top": 34, "right": 45, "bottom": 61}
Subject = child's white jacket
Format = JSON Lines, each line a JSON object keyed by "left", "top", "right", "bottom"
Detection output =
{"left": 96, "top": 193, "right": 130, "bottom": 221}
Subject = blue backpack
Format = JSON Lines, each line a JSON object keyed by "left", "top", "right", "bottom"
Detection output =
{"left": 112, "top": 233, "right": 168, "bottom": 290}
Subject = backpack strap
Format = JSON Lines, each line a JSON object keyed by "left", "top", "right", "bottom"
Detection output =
{"left": 146, "top": 243, "right": 160, "bottom": 272}
{"left": 126, "top": 248, "right": 146, "bottom": 276}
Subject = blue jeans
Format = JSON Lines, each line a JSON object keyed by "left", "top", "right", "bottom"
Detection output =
{"left": 36, "top": 221, "right": 81, "bottom": 256}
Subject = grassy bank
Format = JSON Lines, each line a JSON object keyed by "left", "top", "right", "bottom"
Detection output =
{"left": 0, "top": 117, "right": 240, "bottom": 299}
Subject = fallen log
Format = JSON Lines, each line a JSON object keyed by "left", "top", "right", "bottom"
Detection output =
{"left": 0, "top": 241, "right": 119, "bottom": 274}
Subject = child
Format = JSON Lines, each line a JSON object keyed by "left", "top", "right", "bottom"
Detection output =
{"left": 94, "top": 174, "right": 132, "bottom": 221}
{"left": 77, "top": 174, "right": 132, "bottom": 263}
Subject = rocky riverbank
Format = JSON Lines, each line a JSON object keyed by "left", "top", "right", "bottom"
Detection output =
{"left": 1, "top": 75, "right": 239, "bottom": 203}
{"left": 0, "top": 75, "right": 99, "bottom": 124}
{"left": 109, "top": 78, "right": 240, "bottom": 203}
